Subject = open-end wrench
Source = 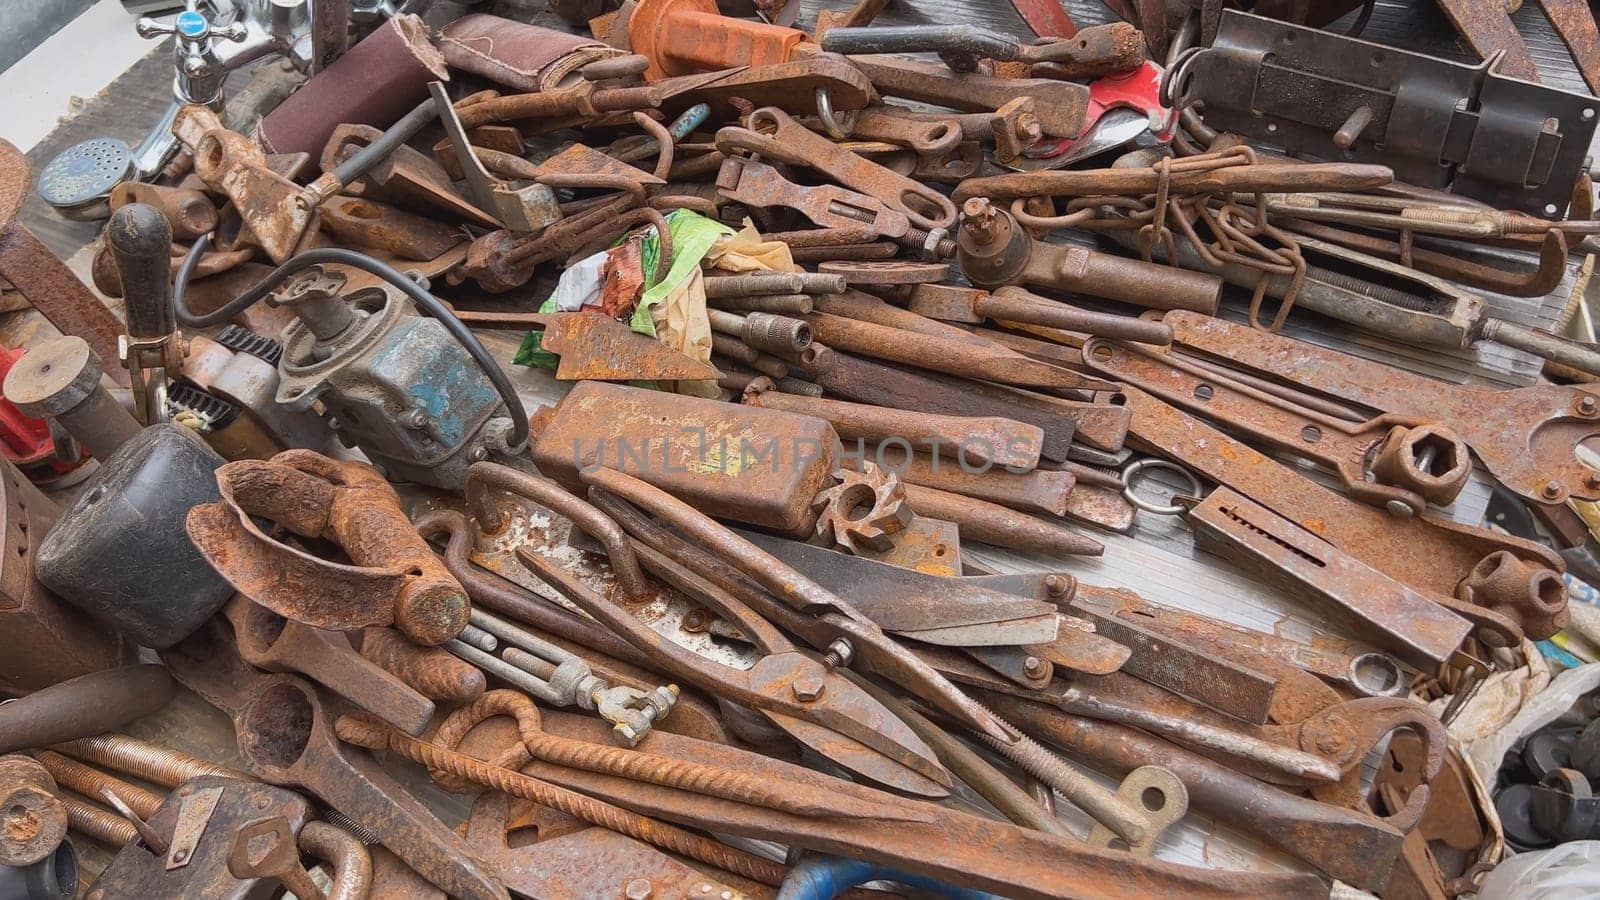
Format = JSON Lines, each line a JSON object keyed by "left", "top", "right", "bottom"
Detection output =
{"left": 716, "top": 107, "right": 957, "bottom": 230}
{"left": 159, "top": 623, "right": 508, "bottom": 900}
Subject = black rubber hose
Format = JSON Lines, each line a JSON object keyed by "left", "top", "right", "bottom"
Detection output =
{"left": 173, "top": 236, "right": 529, "bottom": 449}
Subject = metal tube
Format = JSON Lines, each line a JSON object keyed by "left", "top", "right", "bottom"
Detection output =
{"left": 1480, "top": 318, "right": 1600, "bottom": 377}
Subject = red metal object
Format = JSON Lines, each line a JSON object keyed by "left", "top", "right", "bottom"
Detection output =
{"left": 1008, "top": 0, "right": 1078, "bottom": 38}
{"left": 0, "top": 345, "right": 75, "bottom": 479}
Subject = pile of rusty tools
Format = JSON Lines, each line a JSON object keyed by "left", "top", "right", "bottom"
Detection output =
{"left": 9, "top": 0, "right": 1600, "bottom": 897}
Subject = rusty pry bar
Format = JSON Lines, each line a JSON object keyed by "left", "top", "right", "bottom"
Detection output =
{"left": 511, "top": 707, "right": 1330, "bottom": 899}
{"left": 158, "top": 623, "right": 508, "bottom": 900}
{"left": 1164, "top": 310, "right": 1600, "bottom": 510}
{"left": 981, "top": 691, "right": 1407, "bottom": 891}
{"left": 224, "top": 594, "right": 437, "bottom": 735}
{"left": 510, "top": 515, "right": 954, "bottom": 798}
{"left": 580, "top": 467, "right": 1018, "bottom": 746}
{"left": 742, "top": 377, "right": 1045, "bottom": 471}
{"left": 1082, "top": 337, "right": 1473, "bottom": 514}
{"left": 186, "top": 449, "right": 470, "bottom": 645}
{"left": 0, "top": 665, "right": 175, "bottom": 755}
{"left": 820, "top": 22, "right": 1145, "bottom": 77}
{"left": 0, "top": 140, "right": 129, "bottom": 386}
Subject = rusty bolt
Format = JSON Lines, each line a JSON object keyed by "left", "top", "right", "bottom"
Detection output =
{"left": 625, "top": 878, "right": 654, "bottom": 900}
{"left": 1044, "top": 574, "right": 1072, "bottom": 598}
{"left": 1023, "top": 656, "right": 1046, "bottom": 678}
{"left": 1543, "top": 480, "right": 1563, "bottom": 500}
{"left": 792, "top": 671, "right": 826, "bottom": 702}
{"left": 1579, "top": 395, "right": 1598, "bottom": 417}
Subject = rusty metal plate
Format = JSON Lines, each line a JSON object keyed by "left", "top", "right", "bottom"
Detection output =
{"left": 530, "top": 381, "right": 837, "bottom": 533}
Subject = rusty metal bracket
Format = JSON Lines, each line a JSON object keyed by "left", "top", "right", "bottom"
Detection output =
{"left": 187, "top": 450, "right": 470, "bottom": 645}
{"left": 1176, "top": 10, "right": 1600, "bottom": 215}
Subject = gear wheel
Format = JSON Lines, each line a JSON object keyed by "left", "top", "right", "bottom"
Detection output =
{"left": 812, "top": 462, "right": 912, "bottom": 554}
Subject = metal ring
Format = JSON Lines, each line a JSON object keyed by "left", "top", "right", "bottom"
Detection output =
{"left": 1120, "top": 458, "right": 1203, "bottom": 516}
{"left": 814, "top": 88, "right": 854, "bottom": 141}
{"left": 1348, "top": 652, "right": 1408, "bottom": 698}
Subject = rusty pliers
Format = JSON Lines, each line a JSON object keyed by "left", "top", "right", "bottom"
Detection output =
{"left": 509, "top": 499, "right": 953, "bottom": 798}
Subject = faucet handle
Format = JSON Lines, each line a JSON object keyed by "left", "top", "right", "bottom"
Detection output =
{"left": 137, "top": 7, "right": 246, "bottom": 44}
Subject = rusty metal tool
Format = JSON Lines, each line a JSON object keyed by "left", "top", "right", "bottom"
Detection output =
{"left": 731, "top": 526, "right": 1060, "bottom": 646}
{"left": 577, "top": 471, "right": 1018, "bottom": 747}
{"left": 360, "top": 627, "right": 486, "bottom": 703}
{"left": 828, "top": 52, "right": 1092, "bottom": 140}
{"left": 742, "top": 377, "right": 1044, "bottom": 471}
{"left": 952, "top": 159, "right": 1394, "bottom": 204}
{"left": 159, "top": 626, "right": 508, "bottom": 900}
{"left": 956, "top": 199, "right": 1223, "bottom": 313}
{"left": 982, "top": 691, "right": 1407, "bottom": 890}
{"left": 461, "top": 794, "right": 756, "bottom": 900}
{"left": 318, "top": 196, "right": 465, "bottom": 262}
{"left": 429, "top": 82, "right": 561, "bottom": 233}
{"left": 715, "top": 156, "right": 954, "bottom": 257}
{"left": 83, "top": 775, "right": 313, "bottom": 899}
{"left": 110, "top": 182, "right": 219, "bottom": 241}
{"left": 593, "top": 487, "right": 1054, "bottom": 704}
{"left": 449, "top": 309, "right": 719, "bottom": 381}
{"left": 1433, "top": 0, "right": 1600, "bottom": 94}
{"left": 1165, "top": 310, "right": 1600, "bottom": 509}
{"left": 223, "top": 594, "right": 437, "bottom": 735}
{"left": 176, "top": 106, "right": 313, "bottom": 264}
{"left": 1083, "top": 337, "right": 1473, "bottom": 513}
{"left": 820, "top": 23, "right": 1144, "bottom": 76}
{"left": 0, "top": 666, "right": 174, "bottom": 755}
{"left": 914, "top": 283, "right": 1173, "bottom": 346}
{"left": 0, "top": 140, "right": 130, "bottom": 386}
{"left": 320, "top": 124, "right": 499, "bottom": 227}
{"left": 795, "top": 345, "right": 1122, "bottom": 459}
{"left": 1120, "top": 384, "right": 1568, "bottom": 641}
{"left": 1185, "top": 487, "right": 1478, "bottom": 670}
{"left": 902, "top": 482, "right": 1107, "bottom": 555}
{"left": 702, "top": 271, "right": 847, "bottom": 297}
{"left": 1067, "top": 586, "right": 1281, "bottom": 725}
{"left": 227, "top": 816, "right": 326, "bottom": 900}
{"left": 187, "top": 450, "right": 471, "bottom": 645}
{"left": 804, "top": 312, "right": 1113, "bottom": 391}
{"left": 510, "top": 516, "right": 952, "bottom": 797}
{"left": 1075, "top": 585, "right": 1413, "bottom": 700}
{"left": 861, "top": 444, "right": 1077, "bottom": 518}
{"left": 717, "top": 108, "right": 957, "bottom": 230}
{"left": 518, "top": 707, "right": 1330, "bottom": 898}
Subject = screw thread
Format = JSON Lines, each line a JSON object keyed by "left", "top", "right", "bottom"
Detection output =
{"left": 53, "top": 735, "right": 246, "bottom": 788}
{"left": 37, "top": 752, "right": 164, "bottom": 820}
{"left": 61, "top": 798, "right": 138, "bottom": 847}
